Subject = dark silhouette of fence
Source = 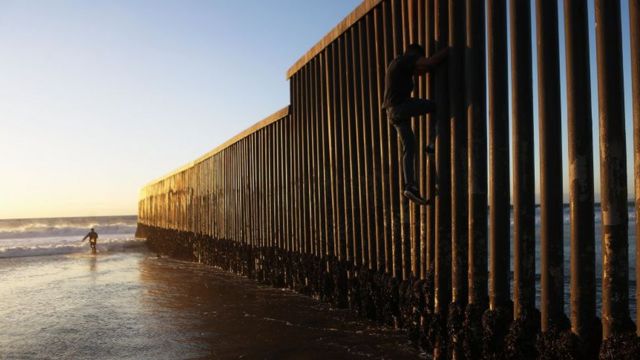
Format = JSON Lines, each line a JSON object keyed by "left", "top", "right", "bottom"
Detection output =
{"left": 137, "top": 0, "right": 640, "bottom": 358}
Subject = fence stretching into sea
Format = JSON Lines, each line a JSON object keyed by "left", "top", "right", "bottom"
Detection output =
{"left": 137, "top": 0, "right": 640, "bottom": 358}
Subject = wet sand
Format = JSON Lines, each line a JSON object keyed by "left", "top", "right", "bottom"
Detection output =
{"left": 0, "top": 250, "right": 422, "bottom": 359}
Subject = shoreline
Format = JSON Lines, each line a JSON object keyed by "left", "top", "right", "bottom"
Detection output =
{"left": 0, "top": 249, "right": 421, "bottom": 359}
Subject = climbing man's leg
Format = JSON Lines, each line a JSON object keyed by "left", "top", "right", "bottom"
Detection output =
{"left": 395, "top": 98, "right": 437, "bottom": 154}
{"left": 391, "top": 120, "right": 428, "bottom": 205}
{"left": 393, "top": 120, "right": 417, "bottom": 187}
{"left": 388, "top": 98, "right": 436, "bottom": 205}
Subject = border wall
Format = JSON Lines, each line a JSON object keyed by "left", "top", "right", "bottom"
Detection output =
{"left": 137, "top": 0, "right": 640, "bottom": 358}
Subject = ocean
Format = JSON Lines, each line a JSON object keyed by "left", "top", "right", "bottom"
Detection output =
{"left": 0, "top": 215, "right": 141, "bottom": 259}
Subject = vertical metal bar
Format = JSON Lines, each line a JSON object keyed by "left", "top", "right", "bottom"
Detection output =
{"left": 409, "top": 0, "right": 422, "bottom": 278}
{"left": 595, "top": 0, "right": 630, "bottom": 339}
{"left": 390, "top": 0, "right": 404, "bottom": 280}
{"left": 338, "top": 36, "right": 352, "bottom": 264}
{"left": 357, "top": 19, "right": 374, "bottom": 269}
{"left": 267, "top": 128, "right": 274, "bottom": 253}
{"left": 347, "top": 26, "right": 364, "bottom": 269}
{"left": 426, "top": 0, "right": 436, "bottom": 272}
{"left": 293, "top": 75, "right": 302, "bottom": 255}
{"left": 268, "top": 125, "right": 273, "bottom": 254}
{"left": 397, "top": 0, "right": 411, "bottom": 280}
{"left": 363, "top": 14, "right": 380, "bottom": 270}
{"left": 291, "top": 76, "right": 298, "bottom": 255}
{"left": 434, "top": 0, "right": 451, "bottom": 316}
{"left": 628, "top": 0, "right": 640, "bottom": 337}
{"left": 274, "top": 121, "right": 280, "bottom": 250}
{"left": 303, "top": 66, "right": 313, "bottom": 257}
{"left": 322, "top": 50, "right": 337, "bottom": 261}
{"left": 248, "top": 136, "right": 253, "bottom": 251}
{"left": 286, "top": 114, "right": 293, "bottom": 253}
{"left": 238, "top": 143, "right": 242, "bottom": 247}
{"left": 333, "top": 40, "right": 347, "bottom": 262}
{"left": 417, "top": 0, "right": 428, "bottom": 279}
{"left": 404, "top": 0, "right": 417, "bottom": 279}
{"left": 262, "top": 132, "right": 266, "bottom": 251}
{"left": 449, "top": 0, "right": 468, "bottom": 306}
{"left": 300, "top": 69, "right": 309, "bottom": 256}
{"left": 536, "top": 0, "right": 564, "bottom": 331}
{"left": 316, "top": 58, "right": 326, "bottom": 260}
{"left": 289, "top": 78, "right": 296, "bottom": 255}
{"left": 311, "top": 59, "right": 323, "bottom": 261}
{"left": 487, "top": 0, "right": 510, "bottom": 310}
{"left": 509, "top": 0, "right": 535, "bottom": 319}
{"left": 466, "top": 0, "right": 487, "bottom": 306}
{"left": 374, "top": 5, "right": 391, "bottom": 273}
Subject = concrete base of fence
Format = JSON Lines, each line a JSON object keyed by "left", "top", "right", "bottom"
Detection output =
{"left": 136, "top": 224, "right": 640, "bottom": 359}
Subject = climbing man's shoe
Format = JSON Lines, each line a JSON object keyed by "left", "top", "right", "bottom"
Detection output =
{"left": 403, "top": 185, "right": 429, "bottom": 206}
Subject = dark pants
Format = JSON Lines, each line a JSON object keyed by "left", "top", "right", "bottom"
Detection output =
{"left": 387, "top": 98, "right": 436, "bottom": 187}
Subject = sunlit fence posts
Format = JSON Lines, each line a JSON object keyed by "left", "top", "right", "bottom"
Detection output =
{"left": 136, "top": 0, "right": 640, "bottom": 357}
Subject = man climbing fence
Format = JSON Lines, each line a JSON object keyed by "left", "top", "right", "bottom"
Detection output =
{"left": 382, "top": 43, "right": 449, "bottom": 205}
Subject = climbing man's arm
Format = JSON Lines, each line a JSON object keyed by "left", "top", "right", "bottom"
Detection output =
{"left": 416, "top": 47, "right": 450, "bottom": 74}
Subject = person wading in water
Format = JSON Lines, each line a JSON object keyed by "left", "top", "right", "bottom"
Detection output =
{"left": 82, "top": 228, "right": 99, "bottom": 254}
{"left": 382, "top": 43, "right": 449, "bottom": 205}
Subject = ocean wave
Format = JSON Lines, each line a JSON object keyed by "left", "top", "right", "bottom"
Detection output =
{"left": 0, "top": 237, "right": 146, "bottom": 259}
{"left": 0, "top": 216, "right": 137, "bottom": 240}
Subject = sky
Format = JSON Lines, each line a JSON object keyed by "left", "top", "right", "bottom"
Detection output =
{"left": 0, "top": 0, "right": 637, "bottom": 219}
{"left": 0, "top": 0, "right": 362, "bottom": 219}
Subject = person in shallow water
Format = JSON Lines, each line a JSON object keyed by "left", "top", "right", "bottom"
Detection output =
{"left": 82, "top": 228, "right": 98, "bottom": 253}
{"left": 382, "top": 43, "right": 449, "bottom": 205}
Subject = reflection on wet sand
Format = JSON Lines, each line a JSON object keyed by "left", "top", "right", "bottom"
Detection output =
{"left": 138, "top": 257, "right": 422, "bottom": 359}
{"left": 1, "top": 251, "right": 421, "bottom": 359}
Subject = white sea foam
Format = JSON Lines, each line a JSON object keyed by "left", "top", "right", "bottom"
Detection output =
{"left": 0, "top": 237, "right": 145, "bottom": 258}
{"left": 0, "top": 216, "right": 141, "bottom": 258}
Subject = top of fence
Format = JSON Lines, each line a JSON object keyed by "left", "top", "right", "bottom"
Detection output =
{"left": 285, "top": 0, "right": 383, "bottom": 79}
{"left": 142, "top": 106, "right": 290, "bottom": 189}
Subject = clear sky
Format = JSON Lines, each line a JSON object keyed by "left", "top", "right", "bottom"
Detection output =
{"left": 0, "top": 0, "right": 361, "bottom": 219}
{"left": 0, "top": 0, "right": 636, "bottom": 219}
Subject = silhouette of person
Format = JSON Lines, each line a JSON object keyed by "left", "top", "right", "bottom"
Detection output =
{"left": 382, "top": 43, "right": 448, "bottom": 205}
{"left": 82, "top": 228, "right": 99, "bottom": 254}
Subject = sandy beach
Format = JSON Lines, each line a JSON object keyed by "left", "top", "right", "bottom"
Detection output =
{"left": 0, "top": 248, "right": 422, "bottom": 359}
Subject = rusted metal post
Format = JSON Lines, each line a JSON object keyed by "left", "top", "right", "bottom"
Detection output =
{"left": 363, "top": 13, "right": 381, "bottom": 271}
{"left": 564, "top": 0, "right": 596, "bottom": 340}
{"left": 389, "top": 0, "right": 406, "bottom": 280}
{"left": 434, "top": 0, "right": 451, "bottom": 318}
{"left": 302, "top": 65, "right": 315, "bottom": 258}
{"left": 536, "top": 0, "right": 565, "bottom": 332}
{"left": 487, "top": 0, "right": 510, "bottom": 311}
{"left": 332, "top": 41, "right": 347, "bottom": 264}
{"left": 595, "top": 0, "right": 630, "bottom": 339}
{"left": 322, "top": 50, "right": 337, "bottom": 261}
{"left": 417, "top": 0, "right": 429, "bottom": 279}
{"left": 347, "top": 26, "right": 364, "bottom": 269}
{"left": 629, "top": 0, "right": 640, "bottom": 337}
{"left": 425, "top": 0, "right": 436, "bottom": 272}
{"left": 374, "top": 5, "right": 391, "bottom": 273}
{"left": 359, "top": 17, "right": 377, "bottom": 269}
{"left": 386, "top": 0, "right": 402, "bottom": 279}
{"left": 410, "top": 0, "right": 424, "bottom": 278}
{"left": 509, "top": 0, "right": 535, "bottom": 319}
{"left": 312, "top": 58, "right": 324, "bottom": 261}
{"left": 398, "top": 0, "right": 411, "bottom": 280}
{"left": 449, "top": 0, "right": 467, "bottom": 307}
{"left": 337, "top": 36, "right": 353, "bottom": 265}
{"left": 466, "top": 0, "right": 487, "bottom": 306}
